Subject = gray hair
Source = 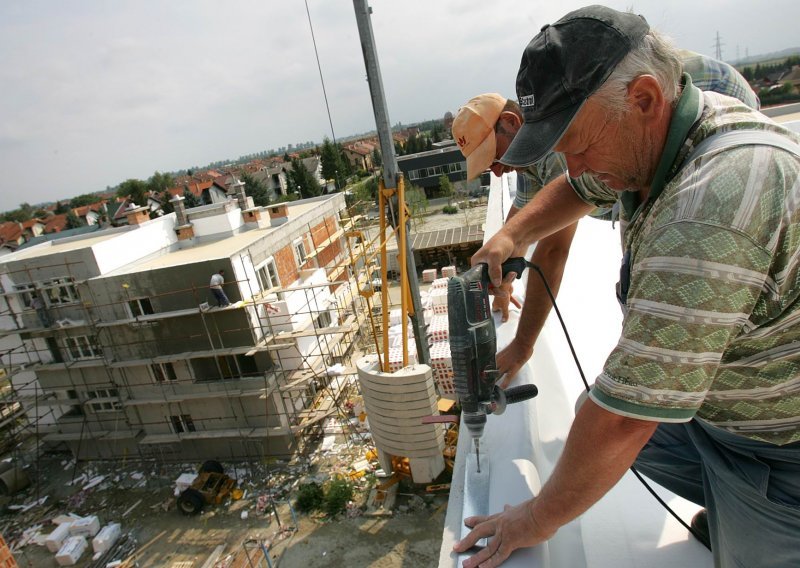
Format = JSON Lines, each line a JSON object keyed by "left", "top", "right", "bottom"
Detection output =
{"left": 592, "top": 29, "right": 683, "bottom": 118}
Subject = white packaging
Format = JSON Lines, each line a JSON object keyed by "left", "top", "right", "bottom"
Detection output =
{"left": 69, "top": 515, "right": 100, "bottom": 538}
{"left": 55, "top": 535, "right": 88, "bottom": 566}
{"left": 46, "top": 522, "right": 74, "bottom": 553}
{"left": 175, "top": 472, "right": 198, "bottom": 492}
{"left": 91, "top": 522, "right": 121, "bottom": 554}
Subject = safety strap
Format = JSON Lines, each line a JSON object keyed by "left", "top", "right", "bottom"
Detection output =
{"left": 685, "top": 129, "right": 800, "bottom": 165}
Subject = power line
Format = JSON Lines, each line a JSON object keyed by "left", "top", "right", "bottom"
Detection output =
{"left": 304, "top": 0, "right": 337, "bottom": 145}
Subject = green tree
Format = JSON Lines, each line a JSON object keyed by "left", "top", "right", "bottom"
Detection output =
{"left": 54, "top": 201, "right": 70, "bottom": 214}
{"left": 320, "top": 138, "right": 347, "bottom": 188}
{"left": 147, "top": 171, "right": 174, "bottom": 194}
{"left": 438, "top": 175, "right": 454, "bottom": 203}
{"left": 405, "top": 183, "right": 428, "bottom": 229}
{"left": 65, "top": 211, "right": 84, "bottom": 229}
{"left": 117, "top": 179, "right": 149, "bottom": 207}
{"left": 240, "top": 172, "right": 271, "bottom": 207}
{"left": 70, "top": 193, "right": 100, "bottom": 208}
{"left": 182, "top": 188, "right": 200, "bottom": 208}
{"left": 287, "top": 158, "right": 321, "bottom": 198}
{"left": 742, "top": 66, "right": 754, "bottom": 81}
{"left": 372, "top": 147, "right": 382, "bottom": 169}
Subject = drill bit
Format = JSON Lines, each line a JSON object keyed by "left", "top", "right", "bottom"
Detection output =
{"left": 475, "top": 438, "right": 481, "bottom": 473}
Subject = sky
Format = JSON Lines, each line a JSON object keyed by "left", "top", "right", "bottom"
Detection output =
{"left": 1, "top": 1, "right": 798, "bottom": 213}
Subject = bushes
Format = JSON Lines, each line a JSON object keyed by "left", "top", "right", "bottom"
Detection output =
{"left": 323, "top": 477, "right": 354, "bottom": 516}
{"left": 295, "top": 482, "right": 324, "bottom": 513}
{"left": 442, "top": 205, "right": 458, "bottom": 215}
{"left": 294, "top": 477, "right": 354, "bottom": 517}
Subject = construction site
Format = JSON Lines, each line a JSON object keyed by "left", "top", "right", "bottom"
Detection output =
{"left": 0, "top": 168, "right": 491, "bottom": 567}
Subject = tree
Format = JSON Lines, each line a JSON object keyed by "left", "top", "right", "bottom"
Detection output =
{"left": 742, "top": 66, "right": 754, "bottom": 82}
{"left": 54, "top": 201, "right": 70, "bottom": 214}
{"left": 438, "top": 175, "right": 454, "bottom": 203}
{"left": 117, "top": 179, "right": 149, "bottom": 207}
{"left": 182, "top": 188, "right": 200, "bottom": 208}
{"left": 65, "top": 211, "right": 84, "bottom": 230}
{"left": 406, "top": 183, "right": 429, "bottom": 229}
{"left": 70, "top": 193, "right": 100, "bottom": 208}
{"left": 147, "top": 171, "right": 174, "bottom": 194}
{"left": 287, "top": 158, "right": 321, "bottom": 198}
{"left": 240, "top": 172, "right": 271, "bottom": 207}
{"left": 372, "top": 147, "right": 382, "bottom": 169}
{"left": 320, "top": 138, "right": 347, "bottom": 187}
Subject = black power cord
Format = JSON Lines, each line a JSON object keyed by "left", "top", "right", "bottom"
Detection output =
{"left": 522, "top": 259, "right": 711, "bottom": 552}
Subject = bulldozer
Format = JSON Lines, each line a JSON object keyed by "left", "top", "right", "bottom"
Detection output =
{"left": 176, "top": 460, "right": 240, "bottom": 515}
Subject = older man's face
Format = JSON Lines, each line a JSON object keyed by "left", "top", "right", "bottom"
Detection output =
{"left": 553, "top": 98, "right": 651, "bottom": 192}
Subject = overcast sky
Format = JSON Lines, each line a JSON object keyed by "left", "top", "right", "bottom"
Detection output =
{"left": 1, "top": 0, "right": 798, "bottom": 212}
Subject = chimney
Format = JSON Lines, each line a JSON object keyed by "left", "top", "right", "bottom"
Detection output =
{"left": 268, "top": 204, "right": 289, "bottom": 227}
{"left": 125, "top": 205, "right": 150, "bottom": 226}
{"left": 169, "top": 195, "right": 194, "bottom": 240}
{"left": 229, "top": 177, "right": 247, "bottom": 210}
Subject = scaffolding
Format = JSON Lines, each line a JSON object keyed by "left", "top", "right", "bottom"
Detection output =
{"left": 0, "top": 196, "right": 393, "bottom": 479}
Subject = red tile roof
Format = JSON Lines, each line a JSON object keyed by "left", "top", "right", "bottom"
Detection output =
{"left": 44, "top": 214, "right": 67, "bottom": 234}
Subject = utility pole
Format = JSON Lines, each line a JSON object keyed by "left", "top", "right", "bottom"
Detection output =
{"left": 713, "top": 31, "right": 724, "bottom": 61}
{"left": 352, "top": 0, "right": 430, "bottom": 368}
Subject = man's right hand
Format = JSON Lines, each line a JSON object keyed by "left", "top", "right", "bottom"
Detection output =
{"left": 471, "top": 229, "right": 517, "bottom": 288}
{"left": 496, "top": 338, "right": 534, "bottom": 388}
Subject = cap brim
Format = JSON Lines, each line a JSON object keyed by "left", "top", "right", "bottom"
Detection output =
{"left": 465, "top": 130, "right": 496, "bottom": 180}
{"left": 500, "top": 102, "right": 583, "bottom": 168}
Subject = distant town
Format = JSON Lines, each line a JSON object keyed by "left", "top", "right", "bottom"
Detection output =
{"left": 1, "top": 50, "right": 798, "bottom": 253}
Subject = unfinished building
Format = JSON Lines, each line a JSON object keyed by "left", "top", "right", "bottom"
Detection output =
{"left": 0, "top": 187, "right": 377, "bottom": 464}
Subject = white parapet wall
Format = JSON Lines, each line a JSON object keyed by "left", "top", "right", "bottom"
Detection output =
{"left": 355, "top": 354, "right": 445, "bottom": 484}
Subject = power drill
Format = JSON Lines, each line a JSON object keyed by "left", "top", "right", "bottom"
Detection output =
{"left": 448, "top": 258, "right": 539, "bottom": 472}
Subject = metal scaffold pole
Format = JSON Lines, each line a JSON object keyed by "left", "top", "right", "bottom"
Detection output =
{"left": 352, "top": 0, "right": 430, "bottom": 368}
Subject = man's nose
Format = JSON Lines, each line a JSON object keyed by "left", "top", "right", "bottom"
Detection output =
{"left": 490, "top": 162, "right": 506, "bottom": 177}
{"left": 564, "top": 155, "right": 586, "bottom": 178}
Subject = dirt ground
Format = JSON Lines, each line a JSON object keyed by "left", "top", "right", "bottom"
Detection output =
{"left": 2, "top": 427, "right": 448, "bottom": 568}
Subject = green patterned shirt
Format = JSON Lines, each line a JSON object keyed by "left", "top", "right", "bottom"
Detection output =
{"left": 586, "top": 76, "right": 800, "bottom": 445}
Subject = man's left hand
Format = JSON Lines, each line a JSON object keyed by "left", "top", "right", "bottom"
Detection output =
{"left": 453, "top": 500, "right": 553, "bottom": 567}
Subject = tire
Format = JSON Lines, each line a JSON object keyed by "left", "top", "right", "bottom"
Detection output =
{"left": 198, "top": 460, "right": 224, "bottom": 474}
{"left": 177, "top": 488, "right": 204, "bottom": 515}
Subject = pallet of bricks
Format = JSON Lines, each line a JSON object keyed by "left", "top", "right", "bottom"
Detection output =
{"left": 0, "top": 534, "right": 18, "bottom": 568}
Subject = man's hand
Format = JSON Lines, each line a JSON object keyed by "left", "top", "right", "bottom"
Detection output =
{"left": 490, "top": 276, "right": 522, "bottom": 322}
{"left": 453, "top": 500, "right": 554, "bottom": 568}
{"left": 471, "top": 230, "right": 517, "bottom": 288}
{"left": 495, "top": 339, "right": 534, "bottom": 388}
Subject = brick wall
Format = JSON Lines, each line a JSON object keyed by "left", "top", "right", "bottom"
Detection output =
{"left": 274, "top": 245, "right": 299, "bottom": 286}
{"left": 311, "top": 216, "right": 343, "bottom": 268}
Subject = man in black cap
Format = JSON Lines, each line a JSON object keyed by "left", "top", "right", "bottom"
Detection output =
{"left": 456, "top": 5, "right": 800, "bottom": 567}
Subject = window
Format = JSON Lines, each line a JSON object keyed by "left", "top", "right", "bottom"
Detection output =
{"left": 293, "top": 238, "right": 307, "bottom": 265}
{"left": 408, "top": 169, "right": 420, "bottom": 180}
{"left": 151, "top": 362, "right": 178, "bottom": 383}
{"left": 170, "top": 414, "right": 196, "bottom": 434}
{"left": 14, "top": 284, "right": 35, "bottom": 308}
{"left": 86, "top": 388, "right": 121, "bottom": 413}
{"left": 43, "top": 277, "right": 79, "bottom": 305}
{"left": 127, "top": 297, "right": 155, "bottom": 318}
{"left": 316, "top": 310, "right": 332, "bottom": 329}
{"left": 256, "top": 257, "right": 280, "bottom": 292}
{"left": 64, "top": 335, "right": 103, "bottom": 360}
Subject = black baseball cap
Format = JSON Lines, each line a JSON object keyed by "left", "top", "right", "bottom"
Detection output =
{"left": 501, "top": 5, "right": 649, "bottom": 168}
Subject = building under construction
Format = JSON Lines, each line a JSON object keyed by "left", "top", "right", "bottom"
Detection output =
{"left": 0, "top": 186, "right": 385, "bottom": 465}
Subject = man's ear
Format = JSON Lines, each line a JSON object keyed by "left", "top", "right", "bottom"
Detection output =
{"left": 498, "top": 110, "right": 523, "bottom": 130}
{"left": 627, "top": 75, "right": 666, "bottom": 118}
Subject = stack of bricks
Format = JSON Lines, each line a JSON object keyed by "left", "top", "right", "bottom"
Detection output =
{"left": 427, "top": 314, "right": 449, "bottom": 342}
{"left": 387, "top": 335, "right": 418, "bottom": 372}
{"left": 428, "top": 287, "right": 449, "bottom": 314}
{"left": 429, "top": 340, "right": 455, "bottom": 395}
{"left": 422, "top": 268, "right": 438, "bottom": 283}
{"left": 441, "top": 265, "right": 457, "bottom": 278}
{"left": 0, "top": 534, "right": 17, "bottom": 568}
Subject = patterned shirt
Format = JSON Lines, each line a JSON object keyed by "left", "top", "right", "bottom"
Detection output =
{"left": 585, "top": 76, "right": 800, "bottom": 445}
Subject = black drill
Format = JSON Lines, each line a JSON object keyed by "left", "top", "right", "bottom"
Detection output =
{"left": 448, "top": 259, "right": 539, "bottom": 472}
